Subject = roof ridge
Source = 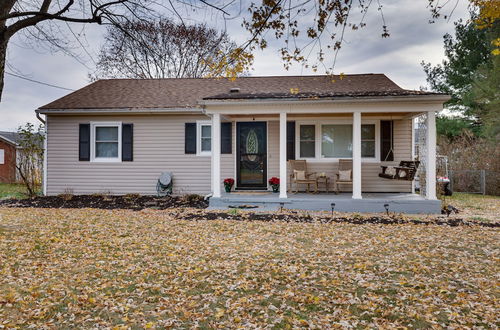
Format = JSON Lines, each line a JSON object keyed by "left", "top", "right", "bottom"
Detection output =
{"left": 96, "top": 73, "right": 386, "bottom": 82}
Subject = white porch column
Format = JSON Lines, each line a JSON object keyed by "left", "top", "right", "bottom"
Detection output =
{"left": 352, "top": 111, "right": 362, "bottom": 199}
{"left": 426, "top": 110, "right": 437, "bottom": 200}
{"left": 279, "top": 112, "right": 288, "bottom": 199}
{"left": 212, "top": 113, "right": 221, "bottom": 198}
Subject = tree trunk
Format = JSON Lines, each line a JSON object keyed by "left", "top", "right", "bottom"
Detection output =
{"left": 0, "top": 37, "right": 7, "bottom": 103}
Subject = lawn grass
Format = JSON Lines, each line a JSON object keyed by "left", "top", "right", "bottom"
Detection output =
{"left": 0, "top": 207, "right": 498, "bottom": 328}
{"left": 0, "top": 183, "right": 28, "bottom": 199}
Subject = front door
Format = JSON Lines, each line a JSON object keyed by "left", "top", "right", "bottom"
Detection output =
{"left": 237, "top": 122, "right": 267, "bottom": 189}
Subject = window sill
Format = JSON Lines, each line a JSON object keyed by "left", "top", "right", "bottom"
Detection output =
{"left": 90, "top": 158, "right": 122, "bottom": 163}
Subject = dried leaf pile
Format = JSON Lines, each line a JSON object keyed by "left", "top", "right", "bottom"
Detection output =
{"left": 0, "top": 207, "right": 498, "bottom": 328}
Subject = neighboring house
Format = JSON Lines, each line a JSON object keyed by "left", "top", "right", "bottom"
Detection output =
{"left": 0, "top": 131, "right": 20, "bottom": 183}
{"left": 36, "top": 74, "right": 449, "bottom": 213}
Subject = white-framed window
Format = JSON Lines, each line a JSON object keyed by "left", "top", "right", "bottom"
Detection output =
{"left": 0, "top": 149, "right": 4, "bottom": 164}
{"left": 90, "top": 122, "right": 122, "bottom": 162}
{"left": 197, "top": 121, "right": 212, "bottom": 156}
{"left": 296, "top": 120, "right": 380, "bottom": 162}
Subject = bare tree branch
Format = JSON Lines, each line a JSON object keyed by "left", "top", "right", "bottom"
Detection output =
{"left": 92, "top": 18, "right": 243, "bottom": 79}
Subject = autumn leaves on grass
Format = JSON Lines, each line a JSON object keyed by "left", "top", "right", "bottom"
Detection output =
{"left": 0, "top": 207, "right": 498, "bottom": 328}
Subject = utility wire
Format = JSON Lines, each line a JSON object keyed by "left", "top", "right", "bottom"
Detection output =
{"left": 6, "top": 72, "right": 76, "bottom": 92}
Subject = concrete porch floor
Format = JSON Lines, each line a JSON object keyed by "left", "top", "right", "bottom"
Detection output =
{"left": 208, "top": 192, "right": 441, "bottom": 214}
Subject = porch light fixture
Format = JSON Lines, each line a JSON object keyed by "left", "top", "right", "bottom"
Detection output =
{"left": 384, "top": 203, "right": 390, "bottom": 215}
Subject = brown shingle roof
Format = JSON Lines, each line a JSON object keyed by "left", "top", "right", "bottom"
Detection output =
{"left": 39, "top": 74, "right": 441, "bottom": 110}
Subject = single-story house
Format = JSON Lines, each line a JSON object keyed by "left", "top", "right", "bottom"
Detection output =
{"left": 0, "top": 131, "right": 21, "bottom": 183}
{"left": 36, "top": 74, "right": 449, "bottom": 213}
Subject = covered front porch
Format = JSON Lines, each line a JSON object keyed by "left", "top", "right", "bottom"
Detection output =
{"left": 204, "top": 95, "right": 443, "bottom": 213}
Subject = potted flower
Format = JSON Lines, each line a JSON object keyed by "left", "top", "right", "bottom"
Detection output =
{"left": 269, "top": 177, "right": 280, "bottom": 193}
{"left": 223, "top": 178, "right": 235, "bottom": 193}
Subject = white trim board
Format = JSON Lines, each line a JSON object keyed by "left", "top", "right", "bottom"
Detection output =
{"left": 90, "top": 121, "right": 122, "bottom": 163}
{"left": 196, "top": 120, "right": 212, "bottom": 156}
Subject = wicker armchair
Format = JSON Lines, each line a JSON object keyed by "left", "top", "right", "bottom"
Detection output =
{"left": 334, "top": 159, "right": 353, "bottom": 194}
{"left": 288, "top": 160, "right": 318, "bottom": 193}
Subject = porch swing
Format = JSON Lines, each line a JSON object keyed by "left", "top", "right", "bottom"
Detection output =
{"left": 378, "top": 120, "right": 420, "bottom": 181}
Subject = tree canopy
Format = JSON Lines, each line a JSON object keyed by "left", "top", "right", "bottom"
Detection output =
{"left": 422, "top": 11, "right": 499, "bottom": 139}
{"left": 92, "top": 19, "right": 242, "bottom": 79}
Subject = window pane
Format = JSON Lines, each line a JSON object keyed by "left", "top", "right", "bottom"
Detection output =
{"left": 299, "top": 125, "right": 315, "bottom": 158}
{"left": 321, "top": 125, "right": 352, "bottom": 158}
{"left": 333, "top": 125, "right": 353, "bottom": 157}
{"left": 201, "top": 125, "right": 211, "bottom": 138}
{"left": 321, "top": 125, "right": 335, "bottom": 157}
{"left": 300, "top": 141, "right": 315, "bottom": 158}
{"left": 362, "top": 141, "right": 376, "bottom": 157}
{"left": 300, "top": 125, "right": 315, "bottom": 141}
{"left": 96, "top": 142, "right": 118, "bottom": 158}
{"left": 201, "top": 138, "right": 211, "bottom": 151}
{"left": 96, "top": 126, "right": 118, "bottom": 141}
{"left": 361, "top": 124, "right": 375, "bottom": 140}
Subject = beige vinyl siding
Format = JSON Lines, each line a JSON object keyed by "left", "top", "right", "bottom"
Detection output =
{"left": 47, "top": 114, "right": 213, "bottom": 195}
{"left": 47, "top": 115, "right": 413, "bottom": 195}
{"left": 267, "top": 121, "right": 280, "bottom": 180}
{"left": 220, "top": 121, "right": 235, "bottom": 191}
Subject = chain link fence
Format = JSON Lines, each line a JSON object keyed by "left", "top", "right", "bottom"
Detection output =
{"left": 450, "top": 170, "right": 500, "bottom": 196}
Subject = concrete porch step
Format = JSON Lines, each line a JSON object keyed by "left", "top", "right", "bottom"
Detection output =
{"left": 208, "top": 194, "right": 441, "bottom": 214}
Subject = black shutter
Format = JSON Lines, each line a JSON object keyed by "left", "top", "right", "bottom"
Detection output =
{"left": 122, "top": 123, "right": 133, "bottom": 161}
{"left": 79, "top": 123, "right": 90, "bottom": 161}
{"left": 221, "top": 122, "right": 232, "bottom": 154}
{"left": 287, "top": 121, "right": 296, "bottom": 160}
{"left": 380, "top": 120, "right": 394, "bottom": 161}
{"left": 185, "top": 123, "right": 196, "bottom": 154}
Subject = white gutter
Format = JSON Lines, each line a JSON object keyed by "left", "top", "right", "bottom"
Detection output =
{"left": 36, "top": 107, "right": 204, "bottom": 115}
{"left": 199, "top": 94, "right": 451, "bottom": 107}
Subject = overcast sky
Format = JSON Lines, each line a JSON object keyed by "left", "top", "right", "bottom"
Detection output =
{"left": 0, "top": 0, "right": 469, "bottom": 131}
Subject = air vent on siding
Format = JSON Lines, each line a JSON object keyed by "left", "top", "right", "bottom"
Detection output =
{"left": 230, "top": 88, "right": 240, "bottom": 93}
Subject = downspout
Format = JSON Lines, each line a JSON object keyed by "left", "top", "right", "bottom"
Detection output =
{"left": 36, "top": 112, "right": 47, "bottom": 196}
{"left": 36, "top": 112, "right": 46, "bottom": 124}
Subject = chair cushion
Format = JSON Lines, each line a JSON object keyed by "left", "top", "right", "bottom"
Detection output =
{"left": 338, "top": 170, "right": 351, "bottom": 181}
{"left": 385, "top": 166, "right": 397, "bottom": 176}
{"left": 294, "top": 170, "right": 306, "bottom": 180}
